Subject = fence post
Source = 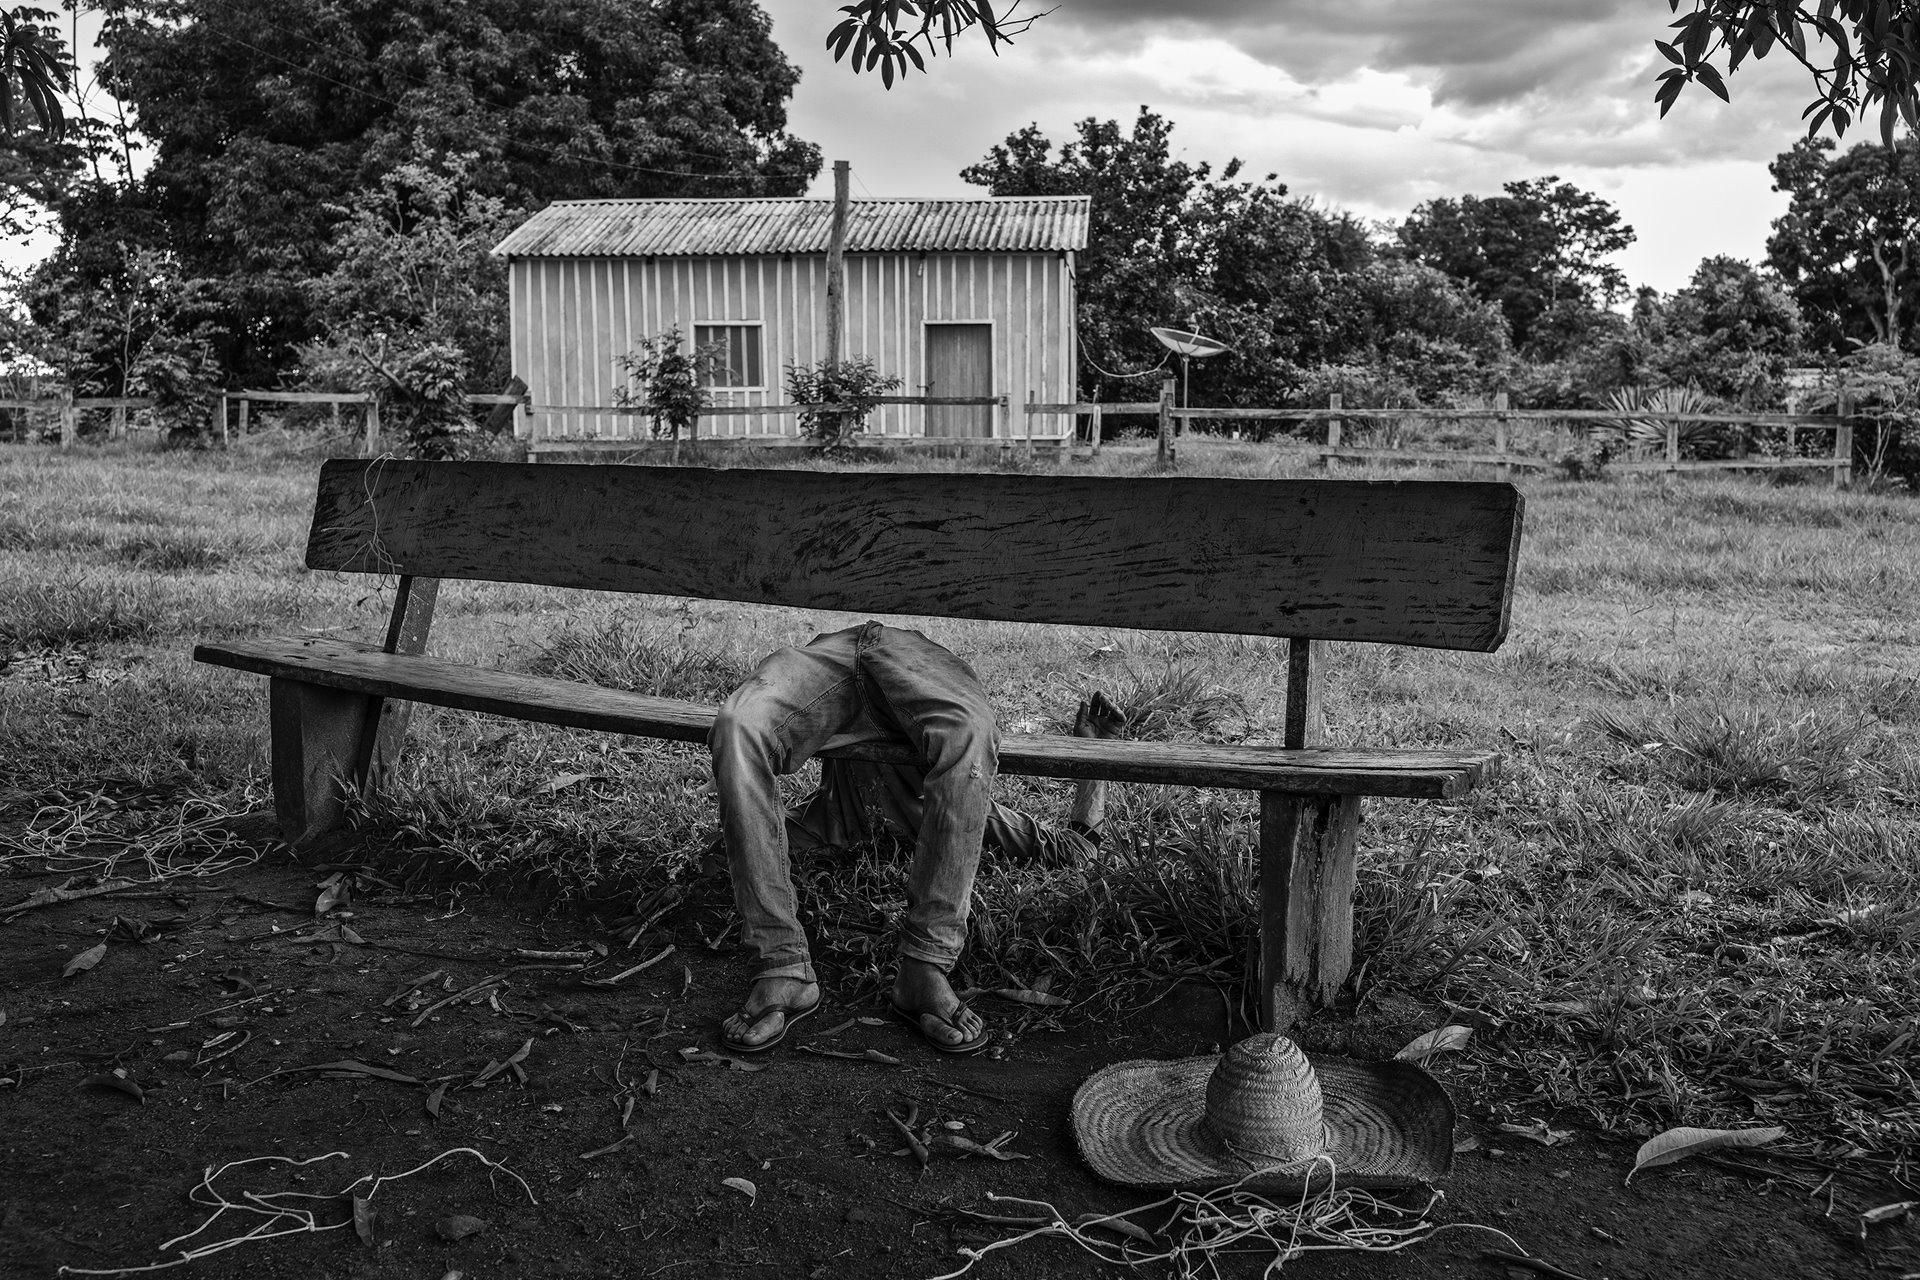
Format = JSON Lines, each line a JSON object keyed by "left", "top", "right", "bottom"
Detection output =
{"left": 111, "top": 403, "right": 126, "bottom": 440}
{"left": 59, "top": 392, "right": 76, "bottom": 448}
{"left": 237, "top": 396, "right": 250, "bottom": 437}
{"left": 331, "top": 400, "right": 341, "bottom": 436}
{"left": 1665, "top": 416, "right": 1680, "bottom": 475}
{"left": 1157, "top": 376, "right": 1175, "bottom": 465}
{"left": 1090, "top": 398, "right": 1103, "bottom": 457}
{"left": 216, "top": 393, "right": 229, "bottom": 446}
{"left": 1326, "top": 392, "right": 1342, "bottom": 461}
{"left": 365, "top": 397, "right": 381, "bottom": 456}
{"left": 1834, "top": 393, "right": 1853, "bottom": 489}
{"left": 1493, "top": 390, "right": 1510, "bottom": 481}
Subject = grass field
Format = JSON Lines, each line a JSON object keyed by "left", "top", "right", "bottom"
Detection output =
{"left": 2, "top": 435, "right": 1916, "bottom": 1173}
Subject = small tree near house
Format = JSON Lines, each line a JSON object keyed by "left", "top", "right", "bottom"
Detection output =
{"left": 614, "top": 326, "right": 727, "bottom": 440}
{"left": 784, "top": 355, "right": 902, "bottom": 448}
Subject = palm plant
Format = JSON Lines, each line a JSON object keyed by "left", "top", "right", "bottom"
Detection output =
{"left": 1600, "top": 384, "right": 1718, "bottom": 458}
{"left": 0, "top": 6, "right": 68, "bottom": 139}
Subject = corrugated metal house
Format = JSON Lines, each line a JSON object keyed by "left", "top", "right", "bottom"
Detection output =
{"left": 493, "top": 196, "right": 1090, "bottom": 441}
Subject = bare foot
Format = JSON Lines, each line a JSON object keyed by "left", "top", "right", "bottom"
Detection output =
{"left": 720, "top": 975, "right": 820, "bottom": 1051}
{"left": 891, "top": 958, "right": 985, "bottom": 1051}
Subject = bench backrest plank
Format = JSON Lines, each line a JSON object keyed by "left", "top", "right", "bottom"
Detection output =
{"left": 307, "top": 460, "right": 1524, "bottom": 652}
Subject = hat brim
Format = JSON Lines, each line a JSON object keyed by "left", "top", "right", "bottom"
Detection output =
{"left": 1072, "top": 1051, "right": 1455, "bottom": 1192}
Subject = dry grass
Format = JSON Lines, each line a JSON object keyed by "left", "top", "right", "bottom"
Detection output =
{"left": 2, "top": 436, "right": 1916, "bottom": 1163}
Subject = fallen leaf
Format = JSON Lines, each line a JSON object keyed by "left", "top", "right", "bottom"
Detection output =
{"left": 425, "top": 1082, "right": 447, "bottom": 1119}
{"left": 987, "top": 988, "right": 1069, "bottom": 1008}
{"left": 1535, "top": 1000, "right": 1594, "bottom": 1018}
{"left": 313, "top": 880, "right": 349, "bottom": 917}
{"left": 721, "top": 1177, "right": 757, "bottom": 1202}
{"left": 1394, "top": 1025, "right": 1472, "bottom": 1062}
{"left": 79, "top": 1072, "right": 144, "bottom": 1103}
{"left": 352, "top": 1196, "right": 374, "bottom": 1246}
{"left": 63, "top": 942, "right": 107, "bottom": 978}
{"left": 931, "top": 1132, "right": 1030, "bottom": 1161}
{"left": 855, "top": 1016, "right": 886, "bottom": 1027}
{"left": 1453, "top": 1135, "right": 1483, "bottom": 1153}
{"left": 538, "top": 772, "right": 598, "bottom": 795}
{"left": 678, "top": 1049, "right": 766, "bottom": 1072}
{"left": 579, "top": 1134, "right": 634, "bottom": 1160}
{"left": 247, "top": 1059, "right": 422, "bottom": 1087}
{"left": 1627, "top": 1126, "right": 1786, "bottom": 1182}
{"left": 1497, "top": 1119, "right": 1573, "bottom": 1147}
{"left": 434, "top": 1214, "right": 488, "bottom": 1241}
{"left": 1861, "top": 1200, "right": 1917, "bottom": 1226}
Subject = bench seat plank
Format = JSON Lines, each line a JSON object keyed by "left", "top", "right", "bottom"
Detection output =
{"left": 196, "top": 637, "right": 1498, "bottom": 800}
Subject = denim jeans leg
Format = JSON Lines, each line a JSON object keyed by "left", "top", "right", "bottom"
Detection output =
{"left": 708, "top": 627, "right": 864, "bottom": 982}
{"left": 853, "top": 625, "right": 998, "bottom": 971}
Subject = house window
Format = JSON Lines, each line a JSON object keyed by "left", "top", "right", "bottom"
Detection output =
{"left": 695, "top": 324, "right": 764, "bottom": 389}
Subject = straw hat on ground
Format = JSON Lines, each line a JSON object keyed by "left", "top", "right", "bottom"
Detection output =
{"left": 1072, "top": 1032, "right": 1455, "bottom": 1192}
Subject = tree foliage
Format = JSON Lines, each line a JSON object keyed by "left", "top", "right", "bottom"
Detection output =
{"left": 1643, "top": 255, "right": 1803, "bottom": 401}
{"left": 1658, "top": 2, "right": 1920, "bottom": 142}
{"left": 826, "top": 0, "right": 1039, "bottom": 86}
{"left": 1399, "top": 178, "right": 1635, "bottom": 354}
{"left": 1767, "top": 136, "right": 1920, "bottom": 353}
{"left": 962, "top": 108, "right": 1510, "bottom": 409}
{"left": 40, "top": 0, "right": 819, "bottom": 388}
{"left": 0, "top": 6, "right": 68, "bottom": 137}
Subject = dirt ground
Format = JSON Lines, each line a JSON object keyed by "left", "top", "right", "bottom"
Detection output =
{"left": 2, "top": 834, "right": 1913, "bottom": 1280}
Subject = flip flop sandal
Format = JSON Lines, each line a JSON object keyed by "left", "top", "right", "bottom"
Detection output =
{"left": 720, "top": 997, "right": 820, "bottom": 1054}
{"left": 887, "top": 996, "right": 992, "bottom": 1056}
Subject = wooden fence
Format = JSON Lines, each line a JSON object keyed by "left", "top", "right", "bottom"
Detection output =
{"left": 3, "top": 382, "right": 1861, "bottom": 486}
{"left": 1024, "top": 381, "right": 1858, "bottom": 486}
{"left": 0, "top": 396, "right": 155, "bottom": 446}
{"left": 522, "top": 394, "right": 1067, "bottom": 456}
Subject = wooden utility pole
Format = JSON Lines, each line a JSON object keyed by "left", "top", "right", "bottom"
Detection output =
{"left": 825, "top": 160, "right": 849, "bottom": 368}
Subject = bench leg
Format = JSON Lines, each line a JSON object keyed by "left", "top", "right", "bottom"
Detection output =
{"left": 269, "top": 678, "right": 379, "bottom": 846}
{"left": 1258, "top": 791, "right": 1362, "bottom": 1031}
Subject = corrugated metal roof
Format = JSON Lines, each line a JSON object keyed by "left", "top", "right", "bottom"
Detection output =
{"left": 494, "top": 196, "right": 1090, "bottom": 257}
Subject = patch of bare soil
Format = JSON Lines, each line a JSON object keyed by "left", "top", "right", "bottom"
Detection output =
{"left": 2, "top": 838, "right": 1912, "bottom": 1280}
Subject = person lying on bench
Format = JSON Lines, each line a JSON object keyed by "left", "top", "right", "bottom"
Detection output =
{"left": 707, "top": 621, "right": 1122, "bottom": 1056}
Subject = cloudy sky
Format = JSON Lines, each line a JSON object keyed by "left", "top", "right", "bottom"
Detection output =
{"left": 760, "top": 0, "right": 1827, "bottom": 294}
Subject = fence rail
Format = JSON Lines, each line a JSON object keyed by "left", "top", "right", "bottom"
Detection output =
{"left": 1, "top": 381, "right": 1863, "bottom": 485}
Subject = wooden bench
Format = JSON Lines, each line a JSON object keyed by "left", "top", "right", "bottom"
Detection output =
{"left": 195, "top": 460, "right": 1524, "bottom": 1029}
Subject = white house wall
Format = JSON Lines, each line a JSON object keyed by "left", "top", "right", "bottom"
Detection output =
{"left": 510, "top": 251, "right": 1075, "bottom": 440}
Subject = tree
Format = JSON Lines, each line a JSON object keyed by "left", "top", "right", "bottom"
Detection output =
{"left": 1398, "top": 177, "right": 1634, "bottom": 354}
{"left": 301, "top": 151, "right": 523, "bottom": 454}
{"left": 1767, "top": 136, "right": 1920, "bottom": 353}
{"left": 961, "top": 107, "right": 1206, "bottom": 400}
{"left": 963, "top": 108, "right": 1509, "bottom": 408}
{"left": 1646, "top": 255, "right": 1803, "bottom": 401}
{"left": 41, "top": 0, "right": 819, "bottom": 387}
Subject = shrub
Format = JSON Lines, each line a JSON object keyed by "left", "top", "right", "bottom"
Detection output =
{"left": 784, "top": 355, "right": 902, "bottom": 447}
{"left": 614, "top": 326, "right": 725, "bottom": 441}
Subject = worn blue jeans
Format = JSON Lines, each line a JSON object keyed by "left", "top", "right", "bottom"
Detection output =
{"left": 709, "top": 623, "right": 1000, "bottom": 982}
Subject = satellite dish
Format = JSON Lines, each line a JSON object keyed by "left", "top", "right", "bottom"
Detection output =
{"left": 1150, "top": 327, "right": 1230, "bottom": 359}
{"left": 1149, "top": 326, "right": 1231, "bottom": 412}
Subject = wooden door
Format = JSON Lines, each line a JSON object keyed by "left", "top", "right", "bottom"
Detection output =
{"left": 925, "top": 324, "right": 994, "bottom": 437}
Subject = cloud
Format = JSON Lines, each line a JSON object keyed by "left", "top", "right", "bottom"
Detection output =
{"left": 760, "top": 0, "right": 1816, "bottom": 289}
